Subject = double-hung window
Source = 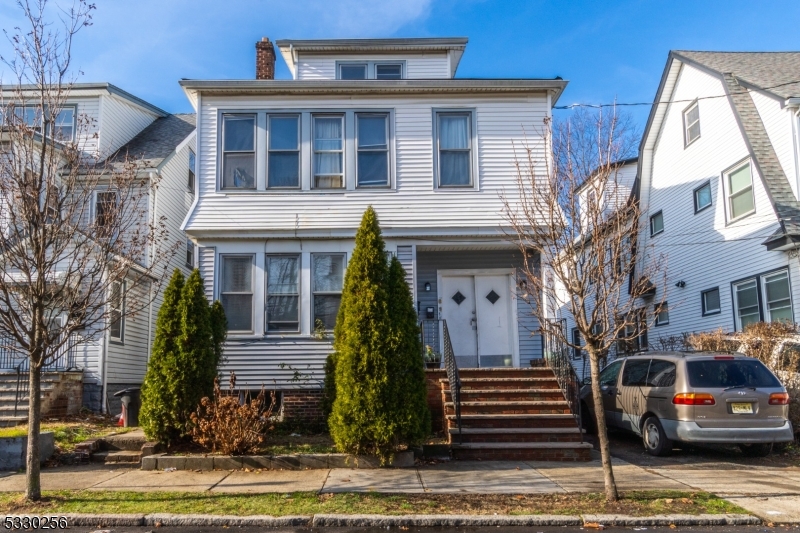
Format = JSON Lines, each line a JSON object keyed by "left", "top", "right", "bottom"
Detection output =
{"left": 436, "top": 111, "right": 473, "bottom": 187}
{"left": 571, "top": 328, "right": 582, "bottom": 360}
{"left": 701, "top": 287, "right": 721, "bottom": 316}
{"left": 221, "top": 114, "right": 256, "bottom": 190}
{"left": 356, "top": 113, "right": 389, "bottom": 187}
{"left": 266, "top": 255, "right": 300, "bottom": 332}
{"left": 733, "top": 269, "right": 793, "bottom": 330}
{"left": 694, "top": 181, "right": 712, "bottom": 213}
{"left": 16, "top": 106, "right": 75, "bottom": 141}
{"left": 654, "top": 302, "right": 669, "bottom": 326}
{"left": 188, "top": 149, "right": 196, "bottom": 192}
{"left": 186, "top": 239, "right": 195, "bottom": 268}
{"left": 95, "top": 191, "right": 117, "bottom": 228}
{"left": 683, "top": 101, "right": 700, "bottom": 146}
{"left": 313, "top": 115, "right": 344, "bottom": 189}
{"left": 375, "top": 64, "right": 402, "bottom": 80}
{"left": 649, "top": 210, "right": 664, "bottom": 236}
{"left": 339, "top": 64, "right": 367, "bottom": 80}
{"left": 109, "top": 281, "right": 124, "bottom": 342}
{"left": 338, "top": 62, "right": 403, "bottom": 80}
{"left": 268, "top": 115, "right": 300, "bottom": 188}
{"left": 726, "top": 161, "right": 755, "bottom": 221}
{"left": 220, "top": 255, "right": 254, "bottom": 332}
{"left": 312, "top": 254, "right": 345, "bottom": 330}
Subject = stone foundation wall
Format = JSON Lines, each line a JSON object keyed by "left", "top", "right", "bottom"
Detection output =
{"left": 40, "top": 372, "right": 83, "bottom": 418}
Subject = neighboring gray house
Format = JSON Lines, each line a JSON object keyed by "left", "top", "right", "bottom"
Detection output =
{"left": 0, "top": 84, "right": 196, "bottom": 421}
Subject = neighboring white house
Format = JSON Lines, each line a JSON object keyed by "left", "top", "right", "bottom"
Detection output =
{"left": 0, "top": 83, "right": 196, "bottom": 416}
{"left": 638, "top": 51, "right": 800, "bottom": 345}
{"left": 179, "top": 37, "right": 567, "bottom": 420}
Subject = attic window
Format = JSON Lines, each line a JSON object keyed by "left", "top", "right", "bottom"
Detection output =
{"left": 376, "top": 64, "right": 402, "bottom": 80}
{"left": 337, "top": 62, "right": 404, "bottom": 80}
{"left": 339, "top": 64, "right": 367, "bottom": 80}
{"left": 683, "top": 101, "right": 700, "bottom": 146}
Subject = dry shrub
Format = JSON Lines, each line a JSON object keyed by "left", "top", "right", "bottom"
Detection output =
{"left": 190, "top": 373, "right": 276, "bottom": 455}
{"left": 684, "top": 328, "right": 740, "bottom": 353}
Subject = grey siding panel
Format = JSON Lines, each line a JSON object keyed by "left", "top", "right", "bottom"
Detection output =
{"left": 199, "top": 246, "right": 216, "bottom": 300}
{"left": 219, "top": 339, "right": 332, "bottom": 389}
{"left": 397, "top": 245, "right": 414, "bottom": 293}
{"left": 416, "top": 250, "right": 541, "bottom": 365}
{"left": 105, "top": 280, "right": 151, "bottom": 384}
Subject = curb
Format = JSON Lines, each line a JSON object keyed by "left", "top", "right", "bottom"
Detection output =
{"left": 17, "top": 512, "right": 758, "bottom": 528}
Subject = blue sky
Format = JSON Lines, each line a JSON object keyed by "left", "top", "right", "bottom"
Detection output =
{"left": 1, "top": 0, "right": 798, "bottom": 130}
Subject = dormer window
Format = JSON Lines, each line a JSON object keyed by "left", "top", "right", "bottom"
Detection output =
{"left": 337, "top": 62, "right": 405, "bottom": 80}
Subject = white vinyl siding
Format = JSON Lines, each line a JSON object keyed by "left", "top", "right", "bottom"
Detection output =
{"left": 750, "top": 90, "right": 799, "bottom": 200}
{"left": 187, "top": 94, "right": 549, "bottom": 232}
{"left": 98, "top": 95, "right": 158, "bottom": 157}
{"left": 297, "top": 53, "right": 449, "bottom": 80}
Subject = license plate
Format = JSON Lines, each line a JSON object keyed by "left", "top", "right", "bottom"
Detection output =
{"left": 731, "top": 402, "right": 754, "bottom": 414}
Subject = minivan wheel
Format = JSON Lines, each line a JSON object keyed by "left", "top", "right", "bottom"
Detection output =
{"left": 739, "top": 443, "right": 772, "bottom": 458}
{"left": 642, "top": 416, "right": 672, "bottom": 456}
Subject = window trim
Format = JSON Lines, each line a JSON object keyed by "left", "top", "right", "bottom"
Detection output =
{"left": 219, "top": 254, "right": 256, "bottom": 334}
{"left": 220, "top": 113, "right": 257, "bottom": 191}
{"left": 701, "top": 287, "right": 721, "bottom": 316}
{"left": 336, "top": 60, "right": 406, "bottom": 80}
{"left": 683, "top": 99, "right": 701, "bottom": 147}
{"left": 311, "top": 253, "right": 346, "bottom": 332}
{"left": 265, "top": 253, "right": 301, "bottom": 334}
{"left": 654, "top": 302, "right": 669, "bottom": 326}
{"left": 266, "top": 114, "right": 301, "bottom": 189}
{"left": 649, "top": 210, "right": 664, "bottom": 236}
{"left": 312, "top": 113, "right": 346, "bottom": 190}
{"left": 108, "top": 280, "right": 125, "bottom": 344}
{"left": 693, "top": 180, "right": 712, "bottom": 213}
{"left": 723, "top": 159, "right": 756, "bottom": 223}
{"left": 432, "top": 108, "right": 479, "bottom": 190}
{"left": 355, "top": 112, "right": 391, "bottom": 188}
{"left": 730, "top": 267, "right": 794, "bottom": 331}
{"left": 188, "top": 149, "right": 196, "bottom": 193}
{"left": 16, "top": 104, "right": 77, "bottom": 142}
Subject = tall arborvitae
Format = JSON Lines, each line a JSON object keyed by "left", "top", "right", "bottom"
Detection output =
{"left": 386, "top": 256, "right": 431, "bottom": 444}
{"left": 329, "top": 207, "right": 426, "bottom": 462}
{"left": 209, "top": 300, "right": 227, "bottom": 371}
{"left": 175, "top": 269, "right": 216, "bottom": 429}
{"left": 140, "top": 269, "right": 184, "bottom": 442}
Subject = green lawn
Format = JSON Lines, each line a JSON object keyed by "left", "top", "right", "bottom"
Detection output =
{"left": 0, "top": 490, "right": 746, "bottom": 517}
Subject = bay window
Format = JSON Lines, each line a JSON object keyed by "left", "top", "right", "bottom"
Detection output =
{"left": 356, "top": 113, "right": 389, "bottom": 187}
{"left": 221, "top": 114, "right": 256, "bottom": 189}
{"left": 268, "top": 115, "right": 300, "bottom": 188}
{"left": 220, "top": 255, "right": 254, "bottom": 332}
{"left": 266, "top": 255, "right": 300, "bottom": 332}
{"left": 313, "top": 115, "right": 344, "bottom": 189}
{"left": 312, "top": 254, "right": 345, "bottom": 330}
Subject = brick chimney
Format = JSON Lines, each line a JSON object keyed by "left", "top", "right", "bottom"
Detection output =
{"left": 255, "top": 37, "right": 276, "bottom": 80}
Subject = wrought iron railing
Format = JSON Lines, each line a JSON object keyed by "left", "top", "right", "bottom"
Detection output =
{"left": 543, "top": 320, "right": 583, "bottom": 441}
{"left": 420, "top": 319, "right": 462, "bottom": 444}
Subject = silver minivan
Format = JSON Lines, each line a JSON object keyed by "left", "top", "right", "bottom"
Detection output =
{"left": 580, "top": 351, "right": 794, "bottom": 456}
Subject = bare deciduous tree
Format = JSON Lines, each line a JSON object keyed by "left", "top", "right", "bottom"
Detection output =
{"left": 504, "top": 107, "right": 666, "bottom": 501}
{"left": 0, "top": 0, "right": 176, "bottom": 501}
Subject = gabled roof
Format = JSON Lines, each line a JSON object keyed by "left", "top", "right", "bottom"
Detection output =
{"left": 108, "top": 113, "right": 195, "bottom": 168}
{"left": 674, "top": 51, "right": 800, "bottom": 99}
{"left": 276, "top": 37, "right": 468, "bottom": 78}
{"left": 640, "top": 51, "right": 800, "bottom": 249}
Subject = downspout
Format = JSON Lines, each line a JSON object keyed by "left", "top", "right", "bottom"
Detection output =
{"left": 147, "top": 171, "right": 158, "bottom": 362}
{"left": 100, "top": 327, "right": 110, "bottom": 414}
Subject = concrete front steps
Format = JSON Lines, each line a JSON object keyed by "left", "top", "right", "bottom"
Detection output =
{"left": 79, "top": 429, "right": 151, "bottom": 465}
{"left": 442, "top": 368, "right": 592, "bottom": 461}
{"left": 0, "top": 371, "right": 83, "bottom": 427}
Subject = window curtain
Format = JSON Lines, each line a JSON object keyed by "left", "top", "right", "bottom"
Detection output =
{"left": 314, "top": 118, "right": 343, "bottom": 185}
{"left": 439, "top": 115, "right": 470, "bottom": 186}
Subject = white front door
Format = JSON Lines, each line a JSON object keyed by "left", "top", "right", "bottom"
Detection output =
{"left": 439, "top": 271, "right": 516, "bottom": 368}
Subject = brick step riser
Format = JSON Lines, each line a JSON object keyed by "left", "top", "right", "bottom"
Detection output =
{"left": 449, "top": 418, "right": 578, "bottom": 429}
{"left": 445, "top": 393, "right": 566, "bottom": 402}
{"left": 446, "top": 406, "right": 571, "bottom": 416}
{"left": 450, "top": 433, "right": 584, "bottom": 444}
{"left": 455, "top": 369, "right": 555, "bottom": 379}
{"left": 443, "top": 381, "right": 561, "bottom": 390}
{"left": 452, "top": 447, "right": 592, "bottom": 462}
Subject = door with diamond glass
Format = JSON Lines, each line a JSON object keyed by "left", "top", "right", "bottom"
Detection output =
{"left": 439, "top": 272, "right": 515, "bottom": 368}
{"left": 439, "top": 276, "right": 478, "bottom": 368}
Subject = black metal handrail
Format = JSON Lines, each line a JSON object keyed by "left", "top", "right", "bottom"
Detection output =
{"left": 543, "top": 320, "right": 583, "bottom": 441}
{"left": 420, "top": 319, "right": 462, "bottom": 444}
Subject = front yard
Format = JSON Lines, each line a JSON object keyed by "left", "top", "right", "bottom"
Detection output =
{"left": 0, "top": 490, "right": 744, "bottom": 517}
{"left": 0, "top": 416, "right": 128, "bottom": 453}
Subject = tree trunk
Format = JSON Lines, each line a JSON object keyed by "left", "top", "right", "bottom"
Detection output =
{"left": 25, "top": 363, "right": 42, "bottom": 501}
{"left": 587, "top": 347, "right": 618, "bottom": 502}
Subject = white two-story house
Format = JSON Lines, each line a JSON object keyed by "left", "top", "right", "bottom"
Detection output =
{"left": 638, "top": 52, "right": 800, "bottom": 342}
{"left": 180, "top": 37, "right": 567, "bottom": 422}
{"left": 0, "top": 83, "right": 196, "bottom": 418}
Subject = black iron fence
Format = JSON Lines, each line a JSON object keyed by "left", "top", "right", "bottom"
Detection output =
{"left": 542, "top": 320, "right": 583, "bottom": 440}
{"left": 420, "top": 319, "right": 462, "bottom": 443}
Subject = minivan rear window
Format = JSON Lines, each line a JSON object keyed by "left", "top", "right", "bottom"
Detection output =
{"left": 687, "top": 359, "right": 781, "bottom": 388}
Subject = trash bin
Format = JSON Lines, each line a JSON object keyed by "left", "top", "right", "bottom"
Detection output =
{"left": 113, "top": 388, "right": 141, "bottom": 427}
